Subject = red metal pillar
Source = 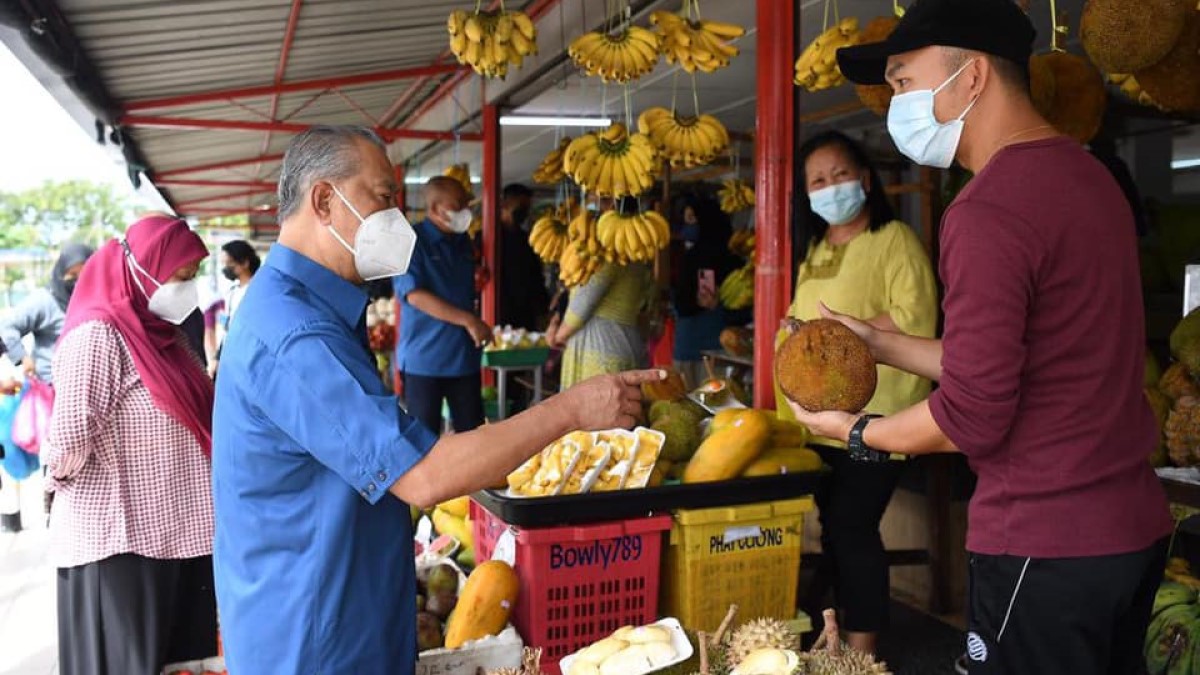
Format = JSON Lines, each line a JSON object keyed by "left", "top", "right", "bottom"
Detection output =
{"left": 394, "top": 164, "right": 406, "bottom": 212}
{"left": 753, "top": 0, "right": 795, "bottom": 408}
{"left": 481, "top": 103, "right": 500, "bottom": 328}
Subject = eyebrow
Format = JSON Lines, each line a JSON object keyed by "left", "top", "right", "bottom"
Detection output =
{"left": 885, "top": 62, "right": 905, "bottom": 81}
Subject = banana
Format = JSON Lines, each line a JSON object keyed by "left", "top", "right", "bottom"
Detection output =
{"left": 513, "top": 12, "right": 536, "bottom": 41}
{"left": 565, "top": 122, "right": 660, "bottom": 198}
{"left": 652, "top": 10, "right": 744, "bottom": 73}
{"left": 569, "top": 27, "right": 660, "bottom": 83}
{"left": 442, "top": 163, "right": 473, "bottom": 197}
{"left": 594, "top": 210, "right": 670, "bottom": 264}
{"left": 637, "top": 106, "right": 729, "bottom": 168}
{"left": 719, "top": 178, "right": 755, "bottom": 213}
{"left": 533, "top": 137, "right": 571, "bottom": 184}
{"left": 794, "top": 17, "right": 860, "bottom": 92}
{"left": 446, "top": 9, "right": 536, "bottom": 79}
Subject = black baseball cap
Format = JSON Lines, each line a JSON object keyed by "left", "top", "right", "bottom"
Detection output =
{"left": 837, "top": 0, "right": 1036, "bottom": 85}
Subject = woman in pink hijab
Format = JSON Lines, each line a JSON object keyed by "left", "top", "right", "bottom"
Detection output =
{"left": 46, "top": 214, "right": 217, "bottom": 675}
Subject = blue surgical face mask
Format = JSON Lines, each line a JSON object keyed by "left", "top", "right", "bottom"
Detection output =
{"left": 809, "top": 180, "right": 867, "bottom": 227}
{"left": 886, "top": 58, "right": 979, "bottom": 169}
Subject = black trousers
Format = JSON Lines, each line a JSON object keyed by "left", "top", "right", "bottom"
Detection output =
{"left": 57, "top": 554, "right": 217, "bottom": 675}
{"left": 966, "top": 537, "right": 1168, "bottom": 674}
{"left": 807, "top": 444, "right": 904, "bottom": 633}
{"left": 403, "top": 371, "right": 485, "bottom": 435}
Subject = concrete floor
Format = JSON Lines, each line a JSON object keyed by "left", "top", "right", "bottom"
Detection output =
{"left": 0, "top": 474, "right": 57, "bottom": 675}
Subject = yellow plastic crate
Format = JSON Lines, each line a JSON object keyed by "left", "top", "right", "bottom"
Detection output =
{"left": 660, "top": 497, "right": 813, "bottom": 631}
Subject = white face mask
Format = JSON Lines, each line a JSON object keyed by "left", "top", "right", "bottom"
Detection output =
{"left": 122, "top": 241, "right": 199, "bottom": 325}
{"left": 886, "top": 59, "right": 979, "bottom": 169}
{"left": 446, "top": 208, "right": 474, "bottom": 235}
{"left": 328, "top": 185, "right": 418, "bottom": 281}
{"left": 809, "top": 180, "right": 867, "bottom": 227}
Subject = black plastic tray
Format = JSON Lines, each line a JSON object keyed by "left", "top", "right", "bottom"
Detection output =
{"left": 472, "top": 471, "right": 826, "bottom": 528}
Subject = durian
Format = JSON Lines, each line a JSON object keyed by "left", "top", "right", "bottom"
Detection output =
{"left": 797, "top": 649, "right": 891, "bottom": 674}
{"left": 1160, "top": 362, "right": 1200, "bottom": 401}
{"left": 726, "top": 618, "right": 801, "bottom": 669}
{"left": 730, "top": 648, "right": 800, "bottom": 675}
{"left": 854, "top": 17, "right": 900, "bottom": 116}
{"left": 1029, "top": 52, "right": 1107, "bottom": 144}
{"left": 1166, "top": 397, "right": 1200, "bottom": 466}
{"left": 1135, "top": 8, "right": 1200, "bottom": 113}
{"left": 1080, "top": 0, "right": 1189, "bottom": 74}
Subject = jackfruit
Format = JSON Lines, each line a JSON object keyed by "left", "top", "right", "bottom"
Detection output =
{"left": 1161, "top": 362, "right": 1200, "bottom": 401}
{"left": 854, "top": 17, "right": 900, "bottom": 116}
{"left": 1132, "top": 7, "right": 1200, "bottom": 113}
{"left": 1030, "top": 51, "right": 1107, "bottom": 144}
{"left": 1171, "top": 307, "right": 1200, "bottom": 378}
{"left": 775, "top": 319, "right": 877, "bottom": 413}
{"left": 1080, "top": 0, "right": 1189, "bottom": 74}
{"left": 1166, "top": 397, "right": 1200, "bottom": 466}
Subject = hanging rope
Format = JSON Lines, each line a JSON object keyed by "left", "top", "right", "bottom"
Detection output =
{"left": 1049, "top": 0, "right": 1068, "bottom": 52}
{"left": 893, "top": 0, "right": 905, "bottom": 18}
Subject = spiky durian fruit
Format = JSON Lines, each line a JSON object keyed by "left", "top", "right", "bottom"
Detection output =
{"left": 726, "top": 618, "right": 801, "bottom": 669}
{"left": 798, "top": 647, "right": 891, "bottom": 674}
{"left": 1166, "top": 396, "right": 1200, "bottom": 466}
{"left": 1160, "top": 362, "right": 1200, "bottom": 401}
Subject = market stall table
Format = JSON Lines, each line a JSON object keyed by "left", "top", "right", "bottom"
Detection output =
{"left": 482, "top": 348, "right": 549, "bottom": 420}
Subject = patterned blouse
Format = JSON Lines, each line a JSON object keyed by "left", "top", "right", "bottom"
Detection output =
{"left": 45, "top": 320, "right": 214, "bottom": 569}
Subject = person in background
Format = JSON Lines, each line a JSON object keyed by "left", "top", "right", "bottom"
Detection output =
{"left": 669, "top": 196, "right": 739, "bottom": 389}
{"left": 208, "top": 240, "right": 261, "bottom": 378}
{"left": 499, "top": 183, "right": 549, "bottom": 331}
{"left": 210, "top": 125, "right": 660, "bottom": 675}
{"left": 47, "top": 214, "right": 216, "bottom": 675}
{"left": 202, "top": 296, "right": 225, "bottom": 367}
{"left": 791, "top": 2, "right": 1173, "bottom": 672}
{"left": 0, "top": 243, "right": 94, "bottom": 386}
{"left": 394, "top": 176, "right": 489, "bottom": 435}
{"left": 778, "top": 129, "right": 938, "bottom": 656}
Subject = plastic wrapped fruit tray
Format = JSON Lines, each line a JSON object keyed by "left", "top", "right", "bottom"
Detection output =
{"left": 473, "top": 470, "right": 825, "bottom": 528}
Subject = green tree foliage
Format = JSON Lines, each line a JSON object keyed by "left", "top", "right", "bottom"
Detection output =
{"left": 0, "top": 180, "right": 131, "bottom": 248}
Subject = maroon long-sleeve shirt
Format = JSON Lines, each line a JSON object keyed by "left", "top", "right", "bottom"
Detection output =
{"left": 928, "top": 137, "right": 1172, "bottom": 558}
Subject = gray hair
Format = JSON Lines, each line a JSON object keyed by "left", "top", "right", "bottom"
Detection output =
{"left": 277, "top": 125, "right": 387, "bottom": 221}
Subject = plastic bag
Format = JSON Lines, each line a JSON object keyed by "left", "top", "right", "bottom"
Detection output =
{"left": 11, "top": 379, "right": 54, "bottom": 455}
{"left": 0, "top": 386, "right": 38, "bottom": 480}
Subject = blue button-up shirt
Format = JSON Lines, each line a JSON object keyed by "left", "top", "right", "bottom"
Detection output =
{"left": 393, "top": 218, "right": 479, "bottom": 377}
{"left": 213, "top": 244, "right": 438, "bottom": 674}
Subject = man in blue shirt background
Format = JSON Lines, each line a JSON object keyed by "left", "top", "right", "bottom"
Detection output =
{"left": 394, "top": 176, "right": 489, "bottom": 435}
{"left": 212, "top": 125, "right": 662, "bottom": 675}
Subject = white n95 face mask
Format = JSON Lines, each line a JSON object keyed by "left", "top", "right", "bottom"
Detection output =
{"left": 122, "top": 240, "right": 200, "bottom": 325}
{"left": 328, "top": 185, "right": 418, "bottom": 281}
{"left": 447, "top": 208, "right": 474, "bottom": 235}
{"left": 887, "top": 59, "right": 979, "bottom": 169}
{"left": 809, "top": 181, "right": 868, "bottom": 226}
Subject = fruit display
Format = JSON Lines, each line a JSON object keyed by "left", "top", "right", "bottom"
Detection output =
{"left": 728, "top": 229, "right": 756, "bottom": 259}
{"left": 648, "top": 400, "right": 704, "bottom": 464}
{"left": 637, "top": 107, "right": 730, "bottom": 169}
{"left": 776, "top": 319, "right": 877, "bottom": 413}
{"left": 568, "top": 26, "right": 661, "bottom": 83}
{"left": 533, "top": 137, "right": 573, "bottom": 184}
{"left": 1133, "top": 9, "right": 1200, "bottom": 113}
{"left": 643, "top": 368, "right": 689, "bottom": 403}
{"left": 1167, "top": 397, "right": 1200, "bottom": 467}
{"left": 443, "top": 162, "right": 474, "bottom": 197}
{"left": 430, "top": 497, "right": 477, "bottom": 568}
{"left": 596, "top": 209, "right": 670, "bottom": 263}
{"left": 444, "top": 560, "right": 521, "bottom": 649}
{"left": 718, "top": 179, "right": 755, "bottom": 214}
{"left": 530, "top": 199, "right": 581, "bottom": 264}
{"left": 559, "top": 209, "right": 604, "bottom": 288}
{"left": 448, "top": 8, "right": 538, "bottom": 79}
{"left": 1029, "top": 51, "right": 1107, "bottom": 144}
{"left": 682, "top": 409, "right": 771, "bottom": 483}
{"left": 561, "top": 621, "right": 685, "bottom": 675}
{"left": 719, "top": 327, "right": 753, "bottom": 357}
{"left": 1162, "top": 362, "right": 1200, "bottom": 401}
{"left": 719, "top": 263, "right": 754, "bottom": 311}
{"left": 485, "top": 326, "right": 549, "bottom": 352}
{"left": 1080, "top": 0, "right": 1190, "bottom": 75}
{"left": 651, "top": 8, "right": 745, "bottom": 74}
{"left": 505, "top": 428, "right": 665, "bottom": 497}
{"left": 488, "top": 648, "right": 550, "bottom": 675}
{"left": 794, "top": 17, "right": 861, "bottom": 92}
{"left": 1167, "top": 557, "right": 1200, "bottom": 592}
{"left": 563, "top": 122, "right": 661, "bottom": 198}
{"left": 854, "top": 17, "right": 900, "bottom": 115}
{"left": 415, "top": 562, "right": 465, "bottom": 651}
{"left": 1145, "top": 579, "right": 1200, "bottom": 674}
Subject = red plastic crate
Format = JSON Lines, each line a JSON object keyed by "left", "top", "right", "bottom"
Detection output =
{"left": 470, "top": 499, "right": 672, "bottom": 675}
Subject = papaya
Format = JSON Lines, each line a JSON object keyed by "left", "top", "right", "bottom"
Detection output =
{"left": 768, "top": 417, "right": 810, "bottom": 448}
{"left": 683, "top": 410, "right": 771, "bottom": 483}
{"left": 438, "top": 496, "right": 470, "bottom": 518}
{"left": 741, "top": 447, "right": 823, "bottom": 477}
{"left": 444, "top": 560, "right": 520, "bottom": 649}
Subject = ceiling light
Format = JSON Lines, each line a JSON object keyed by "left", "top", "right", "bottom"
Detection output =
{"left": 499, "top": 115, "right": 613, "bottom": 127}
{"left": 403, "top": 176, "right": 482, "bottom": 185}
{"left": 1173, "top": 158, "right": 1200, "bottom": 170}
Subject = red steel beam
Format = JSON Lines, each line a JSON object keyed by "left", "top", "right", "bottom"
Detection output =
{"left": 156, "top": 153, "right": 285, "bottom": 179}
{"left": 257, "top": 0, "right": 305, "bottom": 180}
{"left": 156, "top": 179, "right": 276, "bottom": 189}
{"left": 177, "top": 187, "right": 277, "bottom": 206}
{"left": 481, "top": 103, "right": 499, "bottom": 328}
{"left": 753, "top": 0, "right": 795, "bottom": 408}
{"left": 119, "top": 115, "right": 482, "bottom": 141}
{"left": 123, "top": 63, "right": 466, "bottom": 112}
{"left": 182, "top": 207, "right": 278, "bottom": 216}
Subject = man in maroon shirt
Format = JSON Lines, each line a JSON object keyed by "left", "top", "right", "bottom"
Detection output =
{"left": 786, "top": 0, "right": 1174, "bottom": 673}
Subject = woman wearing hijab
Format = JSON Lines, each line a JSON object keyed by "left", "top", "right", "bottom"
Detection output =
{"left": 46, "top": 214, "right": 217, "bottom": 675}
{"left": 0, "top": 242, "right": 94, "bottom": 385}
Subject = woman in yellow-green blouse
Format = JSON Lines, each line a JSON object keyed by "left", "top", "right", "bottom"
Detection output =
{"left": 549, "top": 262, "right": 650, "bottom": 390}
{"left": 777, "top": 131, "right": 937, "bottom": 656}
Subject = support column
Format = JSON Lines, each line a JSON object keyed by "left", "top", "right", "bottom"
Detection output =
{"left": 753, "top": 0, "right": 796, "bottom": 408}
{"left": 481, "top": 104, "right": 500, "bottom": 328}
{"left": 394, "top": 163, "right": 406, "bottom": 212}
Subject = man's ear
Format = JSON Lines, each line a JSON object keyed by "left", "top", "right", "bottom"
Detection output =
{"left": 311, "top": 181, "right": 334, "bottom": 223}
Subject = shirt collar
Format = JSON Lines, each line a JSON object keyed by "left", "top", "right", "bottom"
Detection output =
{"left": 265, "top": 244, "right": 367, "bottom": 329}
{"left": 418, "top": 218, "right": 453, "bottom": 244}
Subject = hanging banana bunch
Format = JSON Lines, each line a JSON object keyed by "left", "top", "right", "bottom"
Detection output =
{"left": 442, "top": 163, "right": 473, "bottom": 197}
{"left": 532, "top": 137, "right": 573, "bottom": 185}
{"left": 636, "top": 107, "right": 729, "bottom": 169}
{"left": 562, "top": 122, "right": 660, "bottom": 199}
{"left": 529, "top": 198, "right": 581, "bottom": 263}
{"left": 448, "top": 7, "right": 538, "bottom": 79}
{"left": 596, "top": 209, "right": 670, "bottom": 264}
{"left": 719, "top": 262, "right": 755, "bottom": 310}
{"left": 568, "top": 25, "right": 661, "bottom": 83}
{"left": 651, "top": 4, "right": 744, "bottom": 74}
{"left": 728, "top": 229, "right": 756, "bottom": 259}
{"left": 559, "top": 209, "right": 604, "bottom": 288}
{"left": 794, "top": 12, "right": 861, "bottom": 92}
{"left": 719, "top": 178, "right": 755, "bottom": 214}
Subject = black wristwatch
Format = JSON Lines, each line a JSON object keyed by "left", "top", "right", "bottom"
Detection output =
{"left": 847, "top": 414, "right": 889, "bottom": 463}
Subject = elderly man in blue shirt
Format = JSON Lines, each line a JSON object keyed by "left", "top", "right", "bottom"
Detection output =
{"left": 394, "top": 176, "right": 490, "bottom": 435}
{"left": 212, "top": 124, "right": 661, "bottom": 675}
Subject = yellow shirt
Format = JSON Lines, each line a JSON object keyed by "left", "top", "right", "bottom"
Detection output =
{"left": 775, "top": 220, "right": 938, "bottom": 445}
